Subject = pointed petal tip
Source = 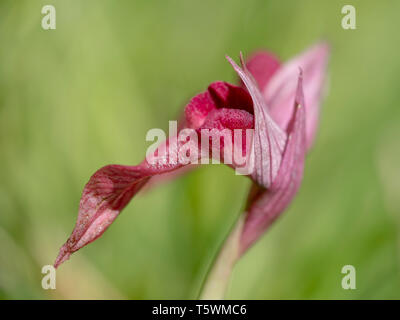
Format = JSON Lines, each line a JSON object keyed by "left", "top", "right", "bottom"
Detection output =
{"left": 311, "top": 41, "right": 331, "bottom": 60}
{"left": 54, "top": 245, "right": 71, "bottom": 269}
{"left": 226, "top": 53, "right": 246, "bottom": 69}
{"left": 239, "top": 52, "right": 245, "bottom": 67}
{"left": 318, "top": 40, "right": 331, "bottom": 51}
{"left": 225, "top": 55, "right": 235, "bottom": 66}
{"left": 295, "top": 72, "right": 305, "bottom": 113}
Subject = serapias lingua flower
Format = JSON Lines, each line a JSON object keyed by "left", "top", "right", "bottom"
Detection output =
{"left": 54, "top": 42, "right": 329, "bottom": 269}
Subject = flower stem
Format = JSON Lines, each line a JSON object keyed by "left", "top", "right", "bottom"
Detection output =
{"left": 198, "top": 215, "right": 244, "bottom": 300}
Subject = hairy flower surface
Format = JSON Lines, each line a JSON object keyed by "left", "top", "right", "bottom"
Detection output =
{"left": 55, "top": 43, "right": 329, "bottom": 268}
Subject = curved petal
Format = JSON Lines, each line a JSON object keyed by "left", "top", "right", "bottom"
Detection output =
{"left": 265, "top": 42, "right": 329, "bottom": 149}
{"left": 227, "top": 54, "right": 287, "bottom": 188}
{"left": 239, "top": 73, "right": 306, "bottom": 254}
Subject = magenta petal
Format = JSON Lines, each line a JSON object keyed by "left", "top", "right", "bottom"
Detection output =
{"left": 239, "top": 73, "right": 306, "bottom": 254}
{"left": 227, "top": 54, "right": 287, "bottom": 188}
{"left": 265, "top": 42, "right": 329, "bottom": 149}
{"left": 244, "top": 50, "right": 281, "bottom": 91}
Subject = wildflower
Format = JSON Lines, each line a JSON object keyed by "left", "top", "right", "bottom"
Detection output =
{"left": 54, "top": 43, "right": 329, "bottom": 270}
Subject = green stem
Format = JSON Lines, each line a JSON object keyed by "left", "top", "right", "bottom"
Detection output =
{"left": 198, "top": 216, "right": 244, "bottom": 300}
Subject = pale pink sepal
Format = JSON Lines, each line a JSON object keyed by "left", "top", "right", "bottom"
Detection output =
{"left": 239, "top": 72, "right": 306, "bottom": 254}
{"left": 227, "top": 54, "right": 287, "bottom": 189}
{"left": 264, "top": 42, "right": 329, "bottom": 149}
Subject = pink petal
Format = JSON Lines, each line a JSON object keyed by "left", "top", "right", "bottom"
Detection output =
{"left": 239, "top": 72, "right": 306, "bottom": 254}
{"left": 244, "top": 50, "right": 281, "bottom": 91}
{"left": 227, "top": 54, "right": 287, "bottom": 189}
{"left": 265, "top": 42, "right": 329, "bottom": 149}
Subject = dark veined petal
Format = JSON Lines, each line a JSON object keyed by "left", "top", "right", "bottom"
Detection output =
{"left": 54, "top": 165, "right": 150, "bottom": 267}
{"left": 239, "top": 72, "right": 306, "bottom": 254}
{"left": 54, "top": 132, "right": 192, "bottom": 268}
{"left": 54, "top": 166, "right": 167, "bottom": 267}
{"left": 227, "top": 54, "right": 287, "bottom": 189}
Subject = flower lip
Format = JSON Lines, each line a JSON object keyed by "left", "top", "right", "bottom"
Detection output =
{"left": 208, "top": 82, "right": 254, "bottom": 115}
{"left": 184, "top": 81, "right": 254, "bottom": 130}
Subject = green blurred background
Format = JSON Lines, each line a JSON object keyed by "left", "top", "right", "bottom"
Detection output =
{"left": 1, "top": 0, "right": 399, "bottom": 299}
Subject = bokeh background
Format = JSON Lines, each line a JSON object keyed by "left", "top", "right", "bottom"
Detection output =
{"left": 1, "top": 0, "right": 400, "bottom": 299}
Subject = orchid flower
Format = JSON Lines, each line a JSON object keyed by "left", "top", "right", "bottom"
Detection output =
{"left": 54, "top": 42, "right": 329, "bottom": 298}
